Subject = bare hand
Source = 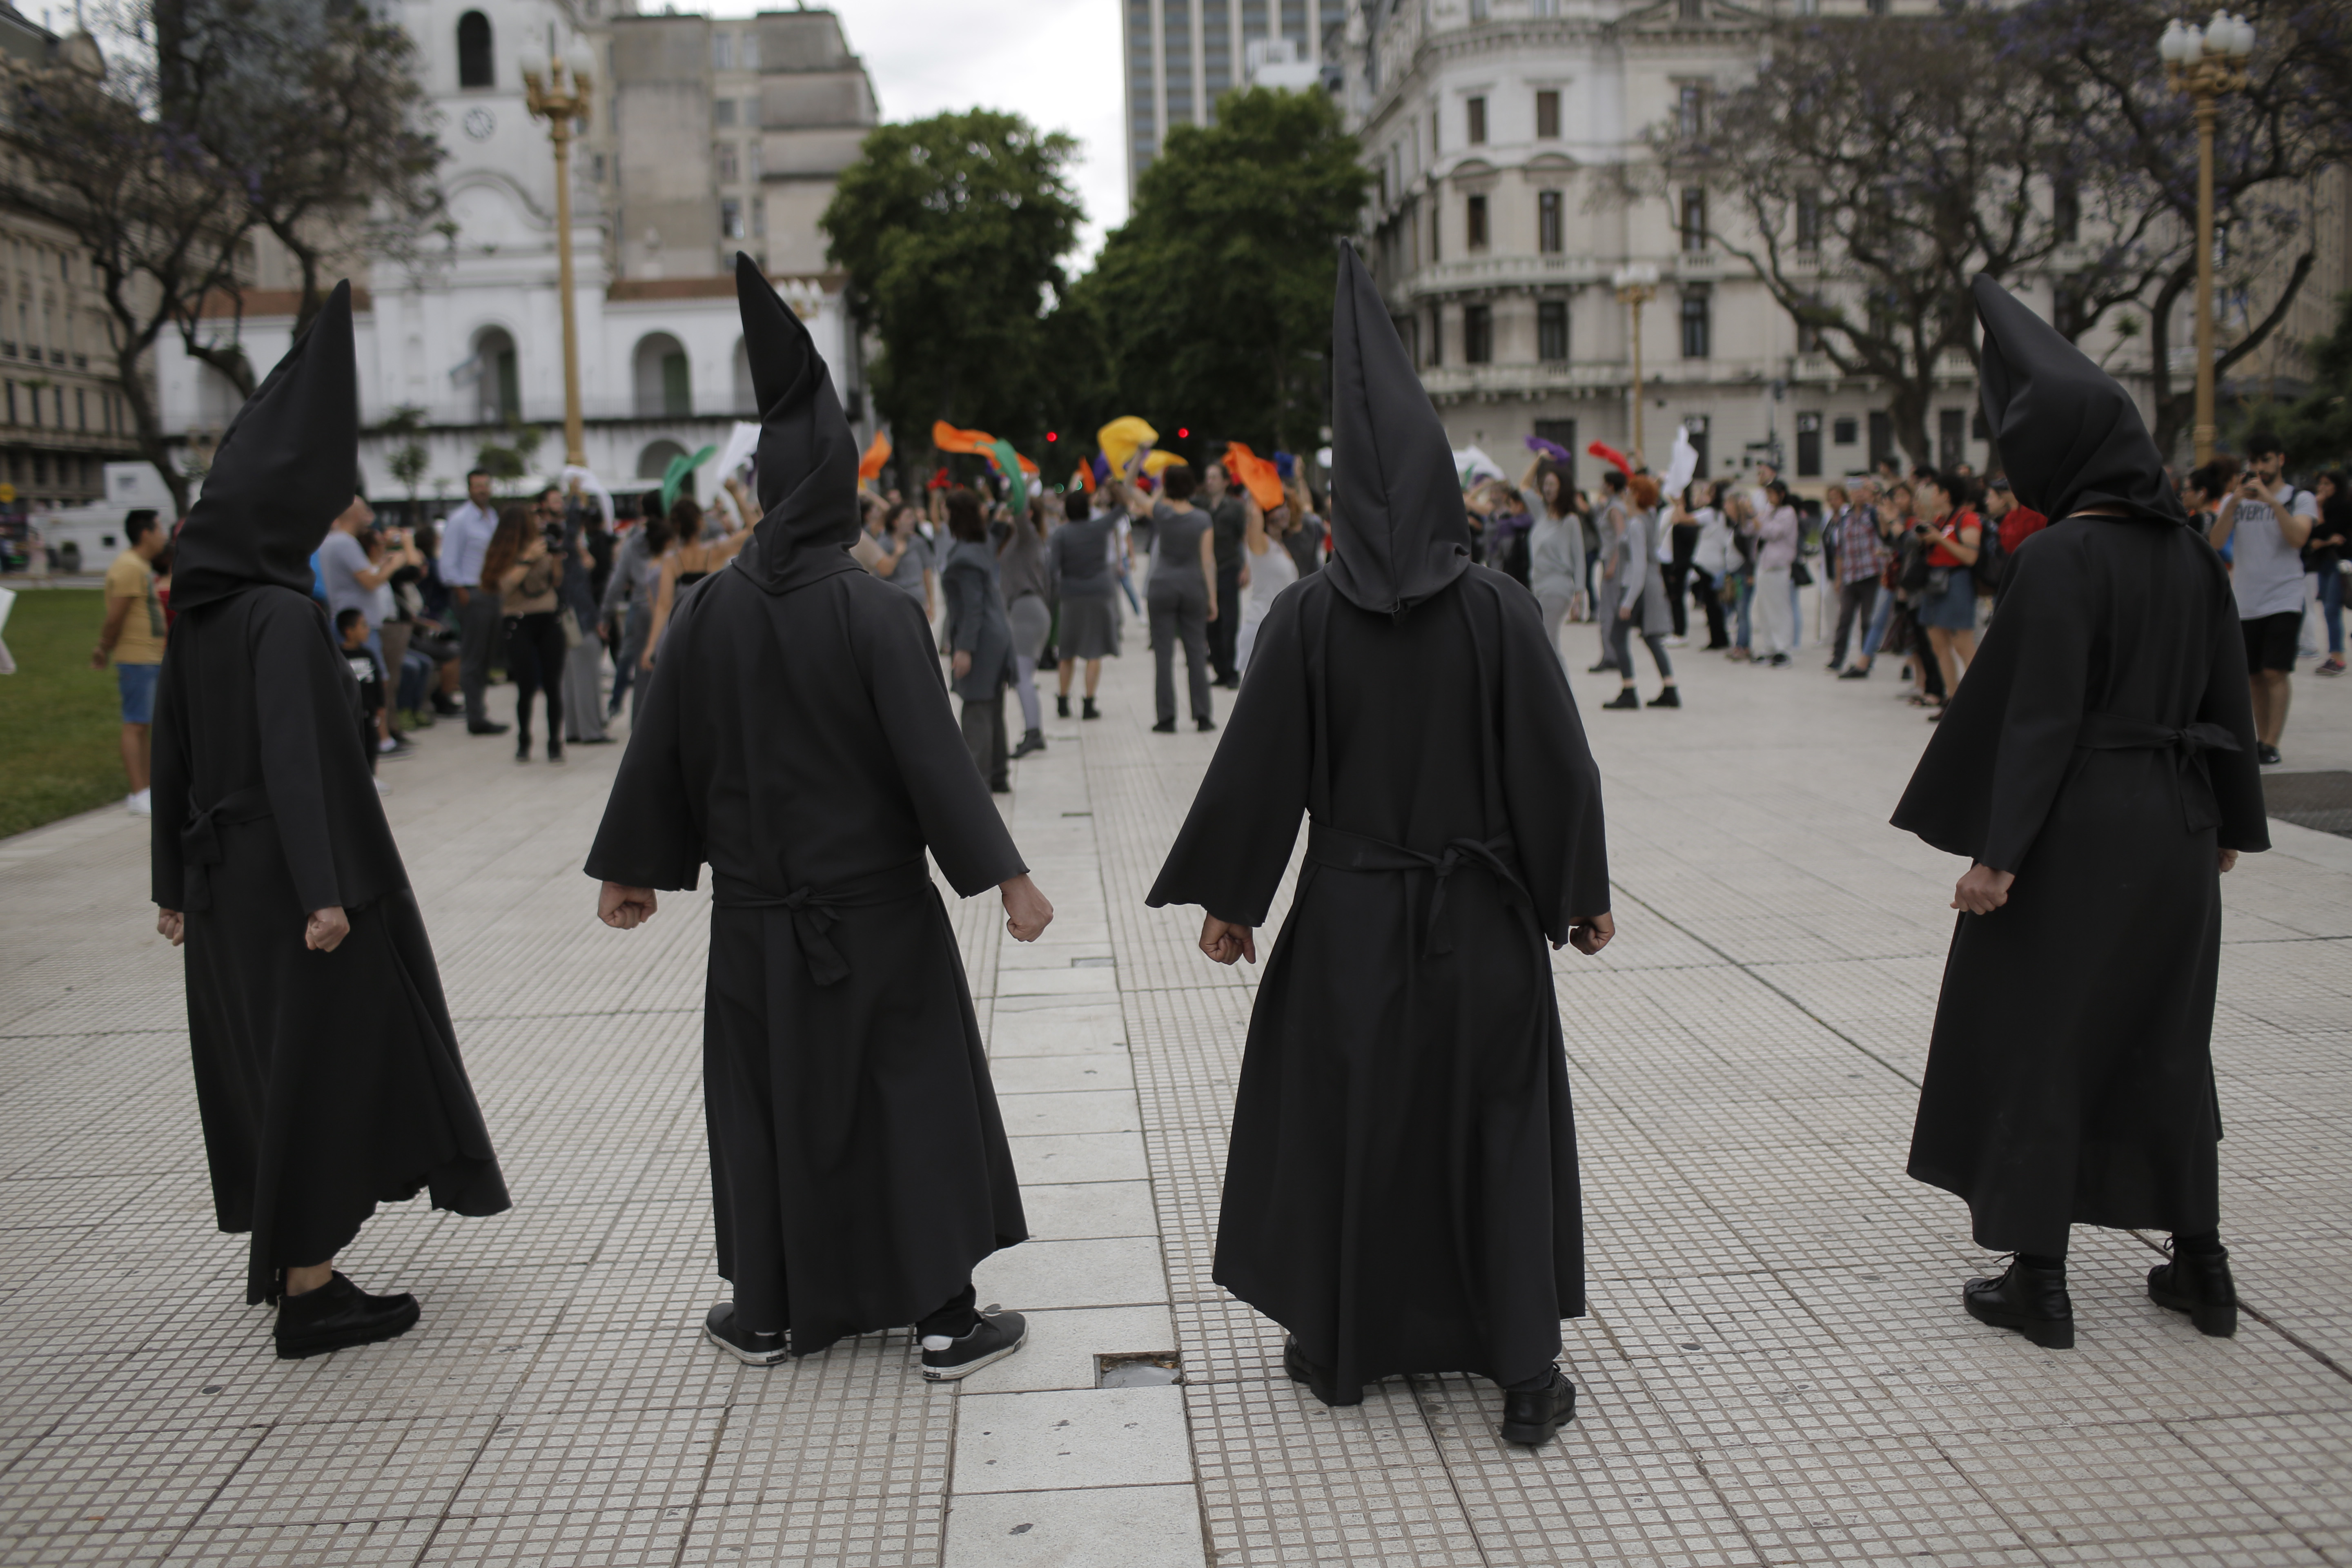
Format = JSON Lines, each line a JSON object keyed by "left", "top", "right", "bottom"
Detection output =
{"left": 1618, "top": 606, "right": 1633, "bottom": 621}
{"left": 1207, "top": 602, "right": 1218, "bottom": 623}
{"left": 305, "top": 906, "right": 350, "bottom": 952}
{"left": 2218, "top": 849, "right": 2238, "bottom": 874}
{"left": 599, "top": 882, "right": 659, "bottom": 930}
{"left": 1200, "top": 915, "right": 1256, "bottom": 965}
{"left": 953, "top": 650, "right": 972, "bottom": 679}
{"left": 156, "top": 909, "right": 185, "bottom": 947}
{"left": 1952, "top": 864, "right": 2014, "bottom": 915}
{"left": 1000, "top": 874, "right": 1053, "bottom": 942}
{"left": 1567, "top": 911, "right": 1613, "bottom": 956}
{"left": 90, "top": 646, "right": 109, "bottom": 670}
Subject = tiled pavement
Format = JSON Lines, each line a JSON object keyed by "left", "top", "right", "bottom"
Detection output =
{"left": 2, "top": 606, "right": 2348, "bottom": 1567}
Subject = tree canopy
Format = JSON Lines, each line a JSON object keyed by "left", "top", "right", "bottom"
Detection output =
{"left": 822, "top": 110, "right": 1083, "bottom": 474}
{"left": 1069, "top": 87, "right": 1371, "bottom": 460}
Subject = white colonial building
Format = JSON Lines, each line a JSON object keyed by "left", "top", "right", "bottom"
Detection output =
{"left": 153, "top": 1, "right": 879, "bottom": 516}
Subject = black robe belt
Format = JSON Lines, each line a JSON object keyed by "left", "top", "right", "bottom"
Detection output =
{"left": 181, "top": 785, "right": 275, "bottom": 912}
{"left": 1305, "top": 822, "right": 1529, "bottom": 958}
{"left": 713, "top": 858, "right": 933, "bottom": 986}
{"left": 2077, "top": 711, "right": 2241, "bottom": 833}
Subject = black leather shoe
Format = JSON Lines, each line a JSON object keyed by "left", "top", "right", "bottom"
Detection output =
{"left": 1082, "top": 697, "right": 1100, "bottom": 720}
{"left": 1963, "top": 1259, "right": 2074, "bottom": 1348}
{"left": 1647, "top": 688, "right": 1681, "bottom": 708}
{"left": 1283, "top": 1334, "right": 1359, "bottom": 1407}
{"left": 274, "top": 1273, "right": 419, "bottom": 1360}
{"left": 2149, "top": 1247, "right": 2238, "bottom": 1337}
{"left": 1195, "top": 716, "right": 1216, "bottom": 732}
{"left": 1013, "top": 728, "right": 1047, "bottom": 758}
{"left": 1499, "top": 1368, "right": 1578, "bottom": 1446}
{"left": 432, "top": 694, "right": 464, "bottom": 717}
{"left": 1600, "top": 690, "right": 1640, "bottom": 710}
{"left": 703, "top": 1302, "right": 788, "bottom": 1365}
{"left": 922, "top": 1307, "right": 1026, "bottom": 1381}
{"left": 468, "top": 721, "right": 510, "bottom": 736}
{"left": 1152, "top": 719, "right": 1177, "bottom": 733}
{"left": 1055, "top": 694, "right": 1071, "bottom": 719}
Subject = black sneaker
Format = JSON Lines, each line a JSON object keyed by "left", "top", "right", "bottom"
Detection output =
{"left": 1839, "top": 666, "right": 1871, "bottom": 679}
{"left": 1013, "top": 728, "right": 1047, "bottom": 758}
{"left": 2257, "top": 743, "right": 2282, "bottom": 766}
{"left": 1600, "top": 690, "right": 1640, "bottom": 710}
{"left": 469, "top": 720, "right": 511, "bottom": 736}
{"left": 1195, "top": 716, "right": 1216, "bottom": 732}
{"left": 432, "top": 694, "right": 464, "bottom": 717}
{"left": 1152, "top": 719, "right": 1177, "bottom": 733}
{"left": 920, "top": 1307, "right": 1026, "bottom": 1381}
{"left": 1646, "top": 688, "right": 1681, "bottom": 708}
{"left": 274, "top": 1272, "right": 419, "bottom": 1360}
{"left": 1082, "top": 697, "right": 1100, "bottom": 721}
{"left": 1055, "top": 694, "right": 1071, "bottom": 719}
{"left": 1498, "top": 1368, "right": 1578, "bottom": 1446}
{"left": 703, "top": 1302, "right": 788, "bottom": 1365}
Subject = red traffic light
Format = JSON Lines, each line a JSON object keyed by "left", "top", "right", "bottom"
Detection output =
{"left": 1177, "top": 427, "right": 1189, "bottom": 439}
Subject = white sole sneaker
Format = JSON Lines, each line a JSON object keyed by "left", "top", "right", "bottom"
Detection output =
{"left": 920, "top": 1311, "right": 1027, "bottom": 1381}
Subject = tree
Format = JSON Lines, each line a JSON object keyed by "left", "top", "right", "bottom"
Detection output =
{"left": 154, "top": 0, "right": 445, "bottom": 391}
{"left": 383, "top": 404, "right": 431, "bottom": 522}
{"left": 1071, "top": 88, "right": 1370, "bottom": 457}
{"left": 822, "top": 110, "right": 1082, "bottom": 476}
{"left": 2249, "top": 290, "right": 2352, "bottom": 470}
{"left": 1, "top": 34, "right": 249, "bottom": 512}
{"left": 1651, "top": 13, "right": 2097, "bottom": 466}
{"left": 1994, "top": 0, "right": 2352, "bottom": 457}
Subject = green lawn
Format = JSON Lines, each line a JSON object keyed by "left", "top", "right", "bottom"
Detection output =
{"left": 0, "top": 588, "right": 132, "bottom": 837}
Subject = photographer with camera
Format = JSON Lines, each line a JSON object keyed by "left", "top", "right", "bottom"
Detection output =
{"left": 317, "top": 495, "right": 423, "bottom": 758}
{"left": 2207, "top": 431, "right": 2318, "bottom": 764}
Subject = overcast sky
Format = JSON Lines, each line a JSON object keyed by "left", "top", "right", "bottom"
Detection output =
{"left": 706, "top": 0, "right": 1131, "bottom": 265}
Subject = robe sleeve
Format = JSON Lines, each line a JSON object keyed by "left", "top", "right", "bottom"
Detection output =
{"left": 1493, "top": 582, "right": 1610, "bottom": 939}
{"left": 858, "top": 586, "right": 1026, "bottom": 896}
{"left": 1891, "top": 532, "right": 2091, "bottom": 871}
{"left": 149, "top": 633, "right": 190, "bottom": 909}
{"left": 583, "top": 593, "right": 704, "bottom": 891}
{"left": 249, "top": 595, "right": 354, "bottom": 914}
{"left": 2198, "top": 584, "right": 2270, "bottom": 853}
{"left": 1145, "top": 586, "right": 1312, "bottom": 926}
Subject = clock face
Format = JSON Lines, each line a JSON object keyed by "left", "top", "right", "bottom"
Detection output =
{"left": 463, "top": 107, "right": 497, "bottom": 141}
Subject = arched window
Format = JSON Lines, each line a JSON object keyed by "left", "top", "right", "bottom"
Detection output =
{"left": 731, "top": 337, "right": 755, "bottom": 414}
{"left": 457, "top": 12, "right": 494, "bottom": 89}
{"left": 637, "top": 438, "right": 688, "bottom": 480}
{"left": 632, "top": 332, "right": 691, "bottom": 417}
{"left": 472, "top": 327, "right": 519, "bottom": 421}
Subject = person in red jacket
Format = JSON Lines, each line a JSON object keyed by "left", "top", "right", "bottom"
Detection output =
{"left": 1990, "top": 477, "right": 2047, "bottom": 557}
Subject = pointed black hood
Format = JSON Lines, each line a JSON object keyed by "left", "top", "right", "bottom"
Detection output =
{"left": 1324, "top": 241, "right": 1471, "bottom": 616}
{"left": 1973, "top": 273, "right": 2185, "bottom": 527}
{"left": 168, "top": 281, "right": 359, "bottom": 614}
{"left": 731, "top": 252, "right": 864, "bottom": 595}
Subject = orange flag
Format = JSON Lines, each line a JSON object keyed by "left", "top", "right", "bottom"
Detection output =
{"left": 1222, "top": 441, "right": 1286, "bottom": 511}
{"left": 858, "top": 432, "right": 891, "bottom": 481}
{"left": 932, "top": 420, "right": 1040, "bottom": 477}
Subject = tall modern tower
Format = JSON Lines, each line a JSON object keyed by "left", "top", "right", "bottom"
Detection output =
{"left": 1124, "top": 0, "right": 1335, "bottom": 194}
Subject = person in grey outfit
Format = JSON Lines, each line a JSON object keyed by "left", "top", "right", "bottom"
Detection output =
{"left": 996, "top": 493, "right": 1052, "bottom": 758}
{"left": 1145, "top": 466, "right": 1220, "bottom": 733}
{"left": 1599, "top": 473, "right": 1679, "bottom": 709}
{"left": 1048, "top": 485, "right": 1121, "bottom": 720}
{"left": 438, "top": 470, "right": 508, "bottom": 734}
{"left": 555, "top": 488, "right": 610, "bottom": 743}
{"left": 1522, "top": 461, "right": 1585, "bottom": 671}
{"left": 941, "top": 489, "right": 1016, "bottom": 791}
{"left": 601, "top": 507, "right": 670, "bottom": 726}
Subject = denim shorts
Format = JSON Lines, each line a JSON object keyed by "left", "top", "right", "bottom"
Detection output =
{"left": 117, "top": 662, "right": 160, "bottom": 725}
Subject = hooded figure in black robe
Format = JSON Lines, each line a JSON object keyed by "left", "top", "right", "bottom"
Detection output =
{"left": 150, "top": 283, "right": 510, "bottom": 1354}
{"left": 1891, "top": 276, "right": 2267, "bottom": 1349}
{"left": 1145, "top": 245, "right": 1613, "bottom": 1444}
{"left": 585, "top": 256, "right": 1050, "bottom": 1379}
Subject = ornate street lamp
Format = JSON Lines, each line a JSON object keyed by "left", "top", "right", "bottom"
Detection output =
{"left": 1612, "top": 262, "right": 1660, "bottom": 463}
{"left": 519, "top": 39, "right": 599, "bottom": 468}
{"left": 2160, "top": 10, "right": 2254, "bottom": 466}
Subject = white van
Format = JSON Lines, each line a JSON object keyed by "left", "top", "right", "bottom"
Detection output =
{"left": 37, "top": 463, "right": 177, "bottom": 574}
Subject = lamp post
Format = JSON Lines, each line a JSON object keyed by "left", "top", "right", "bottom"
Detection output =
{"left": 1613, "top": 262, "right": 1660, "bottom": 463}
{"left": 520, "top": 40, "right": 598, "bottom": 468}
{"left": 2159, "top": 10, "right": 2254, "bottom": 466}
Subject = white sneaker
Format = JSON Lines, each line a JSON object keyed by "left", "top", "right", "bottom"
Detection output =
{"left": 1663, "top": 636, "right": 1688, "bottom": 648}
{"left": 127, "top": 788, "right": 151, "bottom": 817}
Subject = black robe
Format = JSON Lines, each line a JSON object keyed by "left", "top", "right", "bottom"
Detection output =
{"left": 151, "top": 586, "right": 510, "bottom": 1303}
{"left": 1147, "top": 565, "right": 1610, "bottom": 1399}
{"left": 584, "top": 558, "right": 1029, "bottom": 1354}
{"left": 1892, "top": 517, "right": 2267, "bottom": 1252}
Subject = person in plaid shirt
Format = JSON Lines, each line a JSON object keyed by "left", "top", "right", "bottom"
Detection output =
{"left": 1826, "top": 481, "right": 1891, "bottom": 673}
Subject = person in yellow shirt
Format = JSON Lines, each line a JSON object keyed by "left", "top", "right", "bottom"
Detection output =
{"left": 91, "top": 510, "right": 168, "bottom": 816}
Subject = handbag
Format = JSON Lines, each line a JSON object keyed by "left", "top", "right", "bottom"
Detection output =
{"left": 1791, "top": 560, "right": 1813, "bottom": 588}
